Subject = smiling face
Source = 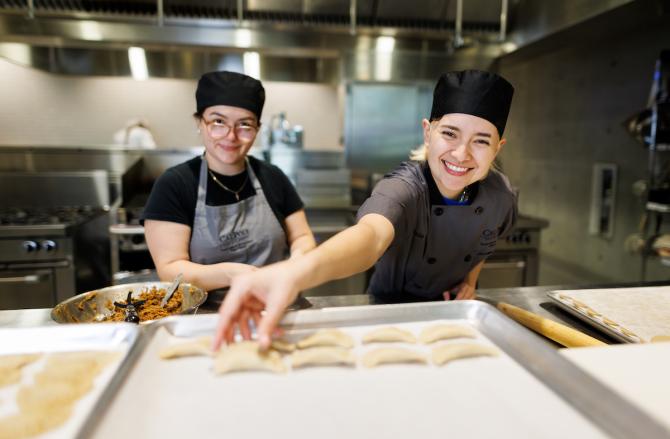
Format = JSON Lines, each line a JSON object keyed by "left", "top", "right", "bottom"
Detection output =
{"left": 423, "top": 113, "right": 505, "bottom": 199}
{"left": 198, "top": 105, "right": 259, "bottom": 175}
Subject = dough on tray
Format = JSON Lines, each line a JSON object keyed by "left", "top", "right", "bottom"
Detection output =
{"left": 291, "top": 347, "right": 355, "bottom": 369}
{"left": 214, "top": 341, "right": 285, "bottom": 374}
{"left": 0, "top": 351, "right": 120, "bottom": 439}
{"left": 362, "top": 327, "right": 416, "bottom": 344}
{"left": 0, "top": 354, "right": 41, "bottom": 388}
{"left": 159, "top": 336, "right": 213, "bottom": 359}
{"left": 431, "top": 343, "right": 499, "bottom": 366}
{"left": 0, "top": 405, "right": 72, "bottom": 439}
{"left": 270, "top": 339, "right": 296, "bottom": 353}
{"left": 362, "top": 347, "right": 426, "bottom": 368}
{"left": 17, "top": 380, "right": 92, "bottom": 412}
{"left": 44, "top": 351, "right": 120, "bottom": 377}
{"left": 296, "top": 329, "right": 354, "bottom": 349}
{"left": 418, "top": 324, "right": 476, "bottom": 344}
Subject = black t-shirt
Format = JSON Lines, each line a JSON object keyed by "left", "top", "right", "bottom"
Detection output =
{"left": 141, "top": 155, "right": 304, "bottom": 230}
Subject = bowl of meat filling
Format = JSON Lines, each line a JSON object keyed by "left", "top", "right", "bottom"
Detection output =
{"left": 51, "top": 282, "right": 207, "bottom": 324}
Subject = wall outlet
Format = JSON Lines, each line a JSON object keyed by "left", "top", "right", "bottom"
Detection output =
{"left": 589, "top": 163, "right": 618, "bottom": 238}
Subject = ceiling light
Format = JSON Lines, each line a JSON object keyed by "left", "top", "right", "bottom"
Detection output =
{"left": 128, "top": 47, "right": 148, "bottom": 81}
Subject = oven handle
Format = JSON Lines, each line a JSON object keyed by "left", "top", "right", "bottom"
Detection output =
{"left": 6, "top": 261, "right": 69, "bottom": 269}
{"left": 483, "top": 260, "right": 526, "bottom": 269}
{"left": 0, "top": 273, "right": 49, "bottom": 284}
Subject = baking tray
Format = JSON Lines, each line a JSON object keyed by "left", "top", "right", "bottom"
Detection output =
{"left": 85, "top": 301, "right": 670, "bottom": 439}
{"left": 547, "top": 287, "right": 670, "bottom": 343}
{"left": 0, "top": 323, "right": 141, "bottom": 439}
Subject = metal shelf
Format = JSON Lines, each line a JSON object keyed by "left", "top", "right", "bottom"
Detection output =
{"left": 645, "top": 202, "right": 670, "bottom": 213}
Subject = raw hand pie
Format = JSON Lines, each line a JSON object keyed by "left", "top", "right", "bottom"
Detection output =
{"left": 362, "top": 347, "right": 426, "bottom": 368}
{"left": 159, "top": 336, "right": 213, "bottom": 360}
{"left": 270, "top": 339, "right": 296, "bottom": 353}
{"left": 419, "top": 324, "right": 476, "bottom": 344}
{"left": 431, "top": 343, "right": 499, "bottom": 366}
{"left": 296, "top": 329, "right": 354, "bottom": 349}
{"left": 291, "top": 347, "right": 355, "bottom": 369}
{"left": 214, "top": 341, "right": 285, "bottom": 374}
{"left": 362, "top": 327, "right": 416, "bottom": 344}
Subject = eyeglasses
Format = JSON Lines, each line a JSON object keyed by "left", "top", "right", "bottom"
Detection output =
{"left": 202, "top": 118, "right": 258, "bottom": 140}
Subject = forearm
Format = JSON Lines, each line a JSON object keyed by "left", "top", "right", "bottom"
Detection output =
{"left": 156, "top": 260, "right": 255, "bottom": 291}
{"left": 289, "top": 233, "right": 317, "bottom": 258}
{"left": 463, "top": 260, "right": 486, "bottom": 287}
{"left": 293, "top": 219, "right": 390, "bottom": 291}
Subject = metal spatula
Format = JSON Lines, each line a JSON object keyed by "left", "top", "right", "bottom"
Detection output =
{"left": 161, "top": 273, "right": 183, "bottom": 307}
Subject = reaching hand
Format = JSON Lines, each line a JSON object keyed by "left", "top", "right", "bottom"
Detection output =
{"left": 212, "top": 260, "right": 303, "bottom": 351}
{"left": 443, "top": 282, "right": 477, "bottom": 301}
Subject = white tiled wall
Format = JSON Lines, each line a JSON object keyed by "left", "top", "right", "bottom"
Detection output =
{"left": 0, "top": 58, "right": 342, "bottom": 150}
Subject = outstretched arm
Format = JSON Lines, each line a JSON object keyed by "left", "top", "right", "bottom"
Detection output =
{"left": 213, "top": 213, "right": 395, "bottom": 349}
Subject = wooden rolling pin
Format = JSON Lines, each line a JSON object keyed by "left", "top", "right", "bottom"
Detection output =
{"left": 497, "top": 302, "right": 606, "bottom": 348}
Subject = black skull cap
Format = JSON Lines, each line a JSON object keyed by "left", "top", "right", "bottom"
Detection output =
{"left": 196, "top": 71, "right": 265, "bottom": 120}
{"left": 430, "top": 70, "right": 514, "bottom": 137}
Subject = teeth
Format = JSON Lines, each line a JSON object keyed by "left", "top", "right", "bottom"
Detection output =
{"left": 443, "top": 160, "right": 468, "bottom": 173}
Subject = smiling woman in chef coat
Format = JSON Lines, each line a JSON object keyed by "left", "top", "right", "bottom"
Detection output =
{"left": 213, "top": 70, "right": 517, "bottom": 348}
{"left": 142, "top": 71, "right": 316, "bottom": 293}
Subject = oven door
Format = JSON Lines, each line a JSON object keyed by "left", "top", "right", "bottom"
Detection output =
{"left": 0, "top": 268, "right": 56, "bottom": 310}
{"left": 478, "top": 255, "right": 527, "bottom": 289}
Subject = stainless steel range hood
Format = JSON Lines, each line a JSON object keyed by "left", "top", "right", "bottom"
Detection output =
{"left": 0, "top": 0, "right": 649, "bottom": 83}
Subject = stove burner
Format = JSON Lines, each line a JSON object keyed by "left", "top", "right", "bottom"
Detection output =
{"left": 0, "top": 206, "right": 100, "bottom": 226}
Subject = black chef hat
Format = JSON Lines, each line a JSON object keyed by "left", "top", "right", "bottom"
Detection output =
{"left": 196, "top": 71, "right": 265, "bottom": 120}
{"left": 430, "top": 70, "right": 514, "bottom": 137}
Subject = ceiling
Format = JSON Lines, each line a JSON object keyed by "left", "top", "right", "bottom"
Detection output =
{"left": 0, "top": 0, "right": 658, "bottom": 83}
{"left": 0, "top": 0, "right": 511, "bottom": 34}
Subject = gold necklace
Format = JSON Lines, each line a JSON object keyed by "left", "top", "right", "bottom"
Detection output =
{"left": 208, "top": 169, "right": 249, "bottom": 201}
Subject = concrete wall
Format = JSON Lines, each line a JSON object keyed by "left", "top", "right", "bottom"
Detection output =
{"left": 0, "top": 58, "right": 342, "bottom": 150}
{"left": 498, "top": 16, "right": 670, "bottom": 285}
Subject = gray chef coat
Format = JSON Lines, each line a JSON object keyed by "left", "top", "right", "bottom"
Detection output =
{"left": 189, "top": 155, "right": 289, "bottom": 266}
{"left": 357, "top": 161, "right": 517, "bottom": 303}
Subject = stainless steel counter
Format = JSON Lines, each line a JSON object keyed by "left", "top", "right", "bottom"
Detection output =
{"left": 3, "top": 281, "right": 668, "bottom": 348}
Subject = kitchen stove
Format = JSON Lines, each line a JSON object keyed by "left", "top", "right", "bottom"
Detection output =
{"left": 0, "top": 206, "right": 111, "bottom": 310}
{"left": 0, "top": 206, "right": 95, "bottom": 225}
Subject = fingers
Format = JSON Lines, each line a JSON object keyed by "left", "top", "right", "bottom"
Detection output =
{"left": 455, "top": 287, "right": 476, "bottom": 300}
{"left": 212, "top": 279, "right": 248, "bottom": 351}
{"left": 238, "top": 309, "right": 252, "bottom": 340}
{"left": 256, "top": 294, "right": 293, "bottom": 350}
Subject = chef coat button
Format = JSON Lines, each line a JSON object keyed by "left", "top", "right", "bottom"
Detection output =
{"left": 475, "top": 206, "right": 484, "bottom": 215}
{"left": 434, "top": 207, "right": 443, "bottom": 216}
{"left": 427, "top": 257, "right": 437, "bottom": 264}
{"left": 464, "top": 254, "right": 472, "bottom": 262}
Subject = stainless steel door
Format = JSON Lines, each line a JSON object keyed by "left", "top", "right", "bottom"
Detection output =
{"left": 478, "top": 257, "right": 526, "bottom": 289}
{"left": 0, "top": 268, "right": 55, "bottom": 309}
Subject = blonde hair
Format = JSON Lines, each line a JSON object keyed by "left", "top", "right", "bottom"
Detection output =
{"left": 409, "top": 143, "right": 427, "bottom": 161}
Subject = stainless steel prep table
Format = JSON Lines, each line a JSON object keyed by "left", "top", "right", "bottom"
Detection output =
{"left": 4, "top": 281, "right": 670, "bottom": 347}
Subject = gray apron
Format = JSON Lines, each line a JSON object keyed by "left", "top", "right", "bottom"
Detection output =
{"left": 189, "top": 155, "right": 289, "bottom": 266}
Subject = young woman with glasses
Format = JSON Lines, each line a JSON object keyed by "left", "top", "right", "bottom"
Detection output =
{"left": 142, "top": 71, "right": 316, "bottom": 296}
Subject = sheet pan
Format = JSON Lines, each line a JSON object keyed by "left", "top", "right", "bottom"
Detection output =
{"left": 0, "top": 323, "right": 140, "bottom": 439}
{"left": 547, "top": 286, "right": 670, "bottom": 343}
{"left": 85, "top": 301, "right": 670, "bottom": 439}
